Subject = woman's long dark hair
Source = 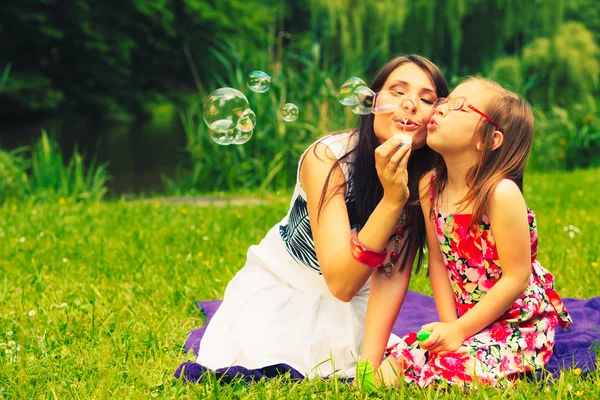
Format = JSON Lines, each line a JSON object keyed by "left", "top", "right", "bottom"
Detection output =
{"left": 319, "top": 55, "right": 449, "bottom": 273}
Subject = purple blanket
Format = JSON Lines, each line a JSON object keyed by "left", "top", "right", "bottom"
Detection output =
{"left": 174, "top": 291, "right": 600, "bottom": 383}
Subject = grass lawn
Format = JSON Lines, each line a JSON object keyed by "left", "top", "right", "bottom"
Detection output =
{"left": 0, "top": 168, "right": 599, "bottom": 399}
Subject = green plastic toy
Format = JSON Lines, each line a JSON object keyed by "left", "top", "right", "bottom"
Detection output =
{"left": 355, "top": 360, "right": 377, "bottom": 391}
{"left": 417, "top": 329, "right": 432, "bottom": 342}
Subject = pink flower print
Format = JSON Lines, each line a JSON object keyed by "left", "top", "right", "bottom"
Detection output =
{"left": 513, "top": 353, "right": 523, "bottom": 367}
{"left": 405, "top": 331, "right": 418, "bottom": 346}
{"left": 481, "top": 214, "right": 490, "bottom": 225}
{"left": 420, "top": 365, "right": 437, "bottom": 385}
{"left": 523, "top": 332, "right": 540, "bottom": 351}
{"left": 485, "top": 355, "right": 499, "bottom": 368}
{"left": 499, "top": 354, "right": 514, "bottom": 372}
{"left": 482, "top": 229, "right": 496, "bottom": 248}
{"left": 499, "top": 305, "right": 523, "bottom": 323}
{"left": 490, "top": 327, "right": 513, "bottom": 344}
{"left": 457, "top": 235, "right": 484, "bottom": 267}
{"left": 447, "top": 260, "right": 457, "bottom": 273}
{"left": 411, "top": 348, "right": 427, "bottom": 369}
{"left": 401, "top": 348, "right": 415, "bottom": 364}
{"left": 469, "top": 223, "right": 483, "bottom": 240}
{"left": 482, "top": 241, "right": 499, "bottom": 262}
{"left": 530, "top": 236, "right": 539, "bottom": 259}
{"left": 475, "top": 349, "right": 486, "bottom": 362}
{"left": 465, "top": 265, "right": 485, "bottom": 283}
{"left": 435, "top": 219, "right": 445, "bottom": 239}
{"left": 487, "top": 260, "right": 501, "bottom": 276}
{"left": 538, "top": 344, "right": 554, "bottom": 364}
{"left": 478, "top": 276, "right": 498, "bottom": 292}
{"left": 429, "top": 351, "right": 473, "bottom": 384}
{"left": 530, "top": 229, "right": 538, "bottom": 244}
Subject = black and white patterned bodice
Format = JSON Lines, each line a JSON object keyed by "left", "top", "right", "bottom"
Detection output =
{"left": 279, "top": 132, "right": 359, "bottom": 273}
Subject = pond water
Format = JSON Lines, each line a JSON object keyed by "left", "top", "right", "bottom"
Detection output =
{"left": 0, "top": 113, "right": 189, "bottom": 195}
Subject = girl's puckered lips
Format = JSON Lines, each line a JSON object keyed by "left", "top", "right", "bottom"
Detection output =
{"left": 427, "top": 117, "right": 438, "bottom": 130}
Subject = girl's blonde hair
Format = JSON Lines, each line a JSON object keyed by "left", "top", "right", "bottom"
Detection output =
{"left": 430, "top": 77, "right": 535, "bottom": 225}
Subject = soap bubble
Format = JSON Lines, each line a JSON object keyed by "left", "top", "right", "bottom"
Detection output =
{"left": 203, "top": 88, "right": 250, "bottom": 133}
{"left": 232, "top": 128, "right": 253, "bottom": 145}
{"left": 337, "top": 77, "right": 369, "bottom": 106}
{"left": 247, "top": 71, "right": 271, "bottom": 93}
{"left": 280, "top": 103, "right": 299, "bottom": 122}
{"left": 209, "top": 129, "right": 234, "bottom": 146}
{"left": 236, "top": 108, "right": 256, "bottom": 132}
{"left": 350, "top": 86, "right": 375, "bottom": 115}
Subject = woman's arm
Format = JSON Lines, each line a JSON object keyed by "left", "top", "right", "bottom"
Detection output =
{"left": 422, "top": 179, "right": 531, "bottom": 353}
{"left": 360, "top": 240, "right": 416, "bottom": 369}
{"left": 419, "top": 172, "right": 457, "bottom": 322}
{"left": 301, "top": 134, "right": 410, "bottom": 302}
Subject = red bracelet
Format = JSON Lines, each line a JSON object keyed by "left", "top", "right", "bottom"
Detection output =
{"left": 350, "top": 232, "right": 387, "bottom": 268}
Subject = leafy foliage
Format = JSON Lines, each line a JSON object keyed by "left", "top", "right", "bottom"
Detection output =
{"left": 0, "top": 148, "right": 29, "bottom": 204}
{"left": 0, "top": 0, "right": 278, "bottom": 118}
{"left": 0, "top": 131, "right": 110, "bottom": 203}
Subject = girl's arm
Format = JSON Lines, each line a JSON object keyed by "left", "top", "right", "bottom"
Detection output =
{"left": 419, "top": 172, "right": 457, "bottom": 322}
{"left": 422, "top": 179, "right": 531, "bottom": 353}
{"left": 360, "top": 241, "right": 416, "bottom": 369}
{"left": 301, "top": 135, "right": 410, "bottom": 302}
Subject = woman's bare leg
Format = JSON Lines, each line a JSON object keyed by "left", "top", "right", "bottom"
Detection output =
{"left": 376, "top": 356, "right": 404, "bottom": 387}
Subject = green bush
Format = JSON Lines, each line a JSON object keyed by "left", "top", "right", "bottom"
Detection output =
{"left": 29, "top": 130, "right": 110, "bottom": 202}
{"left": 523, "top": 22, "right": 599, "bottom": 108}
{"left": 0, "top": 147, "right": 29, "bottom": 203}
{"left": 167, "top": 42, "right": 355, "bottom": 193}
{"left": 531, "top": 95, "right": 600, "bottom": 171}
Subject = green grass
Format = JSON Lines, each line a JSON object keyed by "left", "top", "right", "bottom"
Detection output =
{"left": 0, "top": 168, "right": 599, "bottom": 399}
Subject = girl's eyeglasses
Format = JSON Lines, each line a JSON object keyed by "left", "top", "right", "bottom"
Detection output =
{"left": 433, "top": 97, "right": 499, "bottom": 130}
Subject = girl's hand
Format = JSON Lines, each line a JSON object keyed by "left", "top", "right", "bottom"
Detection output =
{"left": 374, "top": 134, "right": 412, "bottom": 205}
{"left": 419, "top": 322, "right": 466, "bottom": 354}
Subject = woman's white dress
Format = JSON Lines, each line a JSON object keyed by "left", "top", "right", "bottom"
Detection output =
{"left": 197, "top": 131, "right": 395, "bottom": 378}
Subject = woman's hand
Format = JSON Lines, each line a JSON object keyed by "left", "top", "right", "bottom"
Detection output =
{"left": 419, "top": 321, "right": 466, "bottom": 354}
{"left": 374, "top": 134, "right": 412, "bottom": 206}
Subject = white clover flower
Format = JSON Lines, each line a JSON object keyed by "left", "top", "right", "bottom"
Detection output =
{"left": 28, "top": 310, "right": 36, "bottom": 317}
{"left": 19, "top": 237, "right": 26, "bottom": 243}
{"left": 563, "top": 225, "right": 582, "bottom": 238}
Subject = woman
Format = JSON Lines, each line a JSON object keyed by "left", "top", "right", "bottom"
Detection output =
{"left": 187, "top": 55, "right": 449, "bottom": 378}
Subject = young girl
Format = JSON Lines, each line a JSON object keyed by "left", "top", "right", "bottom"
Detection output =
{"left": 187, "top": 55, "right": 449, "bottom": 378}
{"left": 360, "top": 77, "right": 572, "bottom": 387}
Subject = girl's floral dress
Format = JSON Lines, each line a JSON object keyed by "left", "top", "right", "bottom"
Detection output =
{"left": 385, "top": 174, "right": 572, "bottom": 387}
